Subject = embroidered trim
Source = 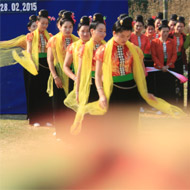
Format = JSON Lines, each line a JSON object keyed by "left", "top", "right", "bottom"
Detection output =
{"left": 176, "top": 37, "right": 180, "bottom": 52}
{"left": 117, "top": 45, "right": 125, "bottom": 76}
{"left": 40, "top": 33, "right": 46, "bottom": 53}
{"left": 65, "top": 38, "right": 71, "bottom": 47}
{"left": 163, "top": 42, "right": 167, "bottom": 59}
{"left": 138, "top": 36, "right": 141, "bottom": 48}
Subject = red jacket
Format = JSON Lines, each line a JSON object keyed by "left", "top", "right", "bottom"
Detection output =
{"left": 130, "top": 33, "right": 151, "bottom": 54}
{"left": 151, "top": 38, "right": 177, "bottom": 69}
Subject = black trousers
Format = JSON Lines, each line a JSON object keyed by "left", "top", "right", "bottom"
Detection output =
{"left": 28, "top": 57, "right": 53, "bottom": 125}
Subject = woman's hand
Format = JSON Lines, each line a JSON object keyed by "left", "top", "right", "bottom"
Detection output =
{"left": 148, "top": 93, "right": 157, "bottom": 101}
{"left": 54, "top": 76, "right": 63, "bottom": 89}
{"left": 99, "top": 95, "right": 107, "bottom": 109}
{"left": 162, "top": 65, "right": 169, "bottom": 72}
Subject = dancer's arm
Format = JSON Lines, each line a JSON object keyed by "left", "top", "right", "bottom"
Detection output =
{"left": 75, "top": 57, "right": 82, "bottom": 103}
{"left": 95, "top": 59, "right": 107, "bottom": 109}
{"left": 63, "top": 51, "right": 76, "bottom": 81}
{"left": 47, "top": 46, "right": 63, "bottom": 89}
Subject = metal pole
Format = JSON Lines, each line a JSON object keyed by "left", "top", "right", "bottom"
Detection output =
{"left": 163, "top": 0, "right": 168, "bottom": 20}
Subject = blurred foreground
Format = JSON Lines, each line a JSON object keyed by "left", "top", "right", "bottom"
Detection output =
{"left": 0, "top": 105, "right": 190, "bottom": 189}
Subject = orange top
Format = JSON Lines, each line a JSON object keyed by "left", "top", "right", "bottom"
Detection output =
{"left": 151, "top": 38, "right": 177, "bottom": 69}
{"left": 145, "top": 33, "right": 156, "bottom": 54}
{"left": 94, "top": 41, "right": 133, "bottom": 76}
{"left": 130, "top": 33, "right": 151, "bottom": 54}
{"left": 26, "top": 31, "right": 53, "bottom": 53}
{"left": 78, "top": 42, "right": 104, "bottom": 71}
{"left": 67, "top": 41, "right": 84, "bottom": 54}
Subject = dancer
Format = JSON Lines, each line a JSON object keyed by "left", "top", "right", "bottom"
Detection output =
{"left": 63, "top": 15, "right": 90, "bottom": 82}
{"left": 168, "top": 14, "right": 178, "bottom": 33}
{"left": 154, "top": 12, "right": 163, "bottom": 38}
{"left": 169, "top": 16, "right": 187, "bottom": 107}
{"left": 0, "top": 15, "right": 37, "bottom": 119}
{"left": 64, "top": 13, "right": 106, "bottom": 134}
{"left": 151, "top": 19, "right": 177, "bottom": 103}
{"left": 47, "top": 11, "right": 78, "bottom": 138}
{"left": 13, "top": 9, "right": 54, "bottom": 126}
{"left": 130, "top": 15, "right": 150, "bottom": 55}
{"left": 144, "top": 17, "right": 156, "bottom": 94}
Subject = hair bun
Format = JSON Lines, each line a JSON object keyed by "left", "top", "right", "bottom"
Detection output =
{"left": 92, "top": 13, "right": 104, "bottom": 23}
{"left": 62, "top": 11, "right": 72, "bottom": 19}
{"left": 136, "top": 15, "right": 143, "bottom": 23}
{"left": 170, "top": 14, "right": 177, "bottom": 21}
{"left": 38, "top": 9, "right": 48, "bottom": 17}
{"left": 120, "top": 16, "right": 133, "bottom": 28}
{"left": 80, "top": 16, "right": 90, "bottom": 25}
{"left": 58, "top": 9, "right": 67, "bottom": 17}
{"left": 117, "top": 13, "right": 128, "bottom": 21}
{"left": 178, "top": 16, "right": 185, "bottom": 23}
{"left": 147, "top": 18, "right": 155, "bottom": 26}
{"left": 158, "top": 19, "right": 169, "bottom": 30}
{"left": 156, "top": 12, "right": 163, "bottom": 20}
{"left": 29, "top": 15, "right": 37, "bottom": 21}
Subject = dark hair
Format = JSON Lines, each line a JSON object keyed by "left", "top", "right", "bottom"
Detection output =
{"left": 146, "top": 18, "right": 155, "bottom": 28}
{"left": 27, "top": 15, "right": 37, "bottom": 27}
{"left": 56, "top": 9, "right": 67, "bottom": 24}
{"left": 155, "top": 12, "right": 163, "bottom": 21}
{"left": 135, "top": 15, "right": 144, "bottom": 25}
{"left": 77, "top": 16, "right": 90, "bottom": 31}
{"left": 177, "top": 16, "right": 185, "bottom": 26}
{"left": 117, "top": 13, "right": 128, "bottom": 21}
{"left": 170, "top": 14, "right": 177, "bottom": 22}
{"left": 159, "top": 19, "right": 170, "bottom": 30}
{"left": 113, "top": 16, "right": 133, "bottom": 33}
{"left": 60, "top": 11, "right": 75, "bottom": 26}
{"left": 89, "top": 13, "right": 105, "bottom": 30}
{"left": 37, "top": 9, "right": 49, "bottom": 21}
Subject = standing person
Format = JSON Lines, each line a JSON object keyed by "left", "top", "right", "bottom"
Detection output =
{"left": 64, "top": 13, "right": 106, "bottom": 134}
{"left": 151, "top": 20, "right": 177, "bottom": 104}
{"left": 184, "top": 19, "right": 190, "bottom": 111}
{"left": 94, "top": 16, "right": 184, "bottom": 122}
{"left": 130, "top": 15, "right": 151, "bottom": 112}
{"left": 169, "top": 16, "right": 187, "bottom": 107}
{"left": 0, "top": 15, "right": 37, "bottom": 119}
{"left": 130, "top": 15, "right": 151, "bottom": 55}
{"left": 13, "top": 9, "right": 53, "bottom": 127}
{"left": 168, "top": 14, "right": 178, "bottom": 33}
{"left": 154, "top": 12, "right": 163, "bottom": 38}
{"left": 63, "top": 15, "right": 91, "bottom": 82}
{"left": 24, "top": 15, "right": 38, "bottom": 119}
{"left": 144, "top": 17, "right": 156, "bottom": 94}
{"left": 47, "top": 11, "right": 78, "bottom": 139}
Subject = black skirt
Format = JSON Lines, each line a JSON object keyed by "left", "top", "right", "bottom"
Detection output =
{"left": 144, "top": 57, "right": 155, "bottom": 94}
{"left": 28, "top": 57, "right": 53, "bottom": 125}
{"left": 154, "top": 69, "right": 176, "bottom": 104}
{"left": 173, "top": 55, "right": 184, "bottom": 106}
{"left": 23, "top": 69, "right": 30, "bottom": 119}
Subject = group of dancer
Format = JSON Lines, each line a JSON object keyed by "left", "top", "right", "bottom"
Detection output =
{"left": 0, "top": 9, "right": 189, "bottom": 138}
